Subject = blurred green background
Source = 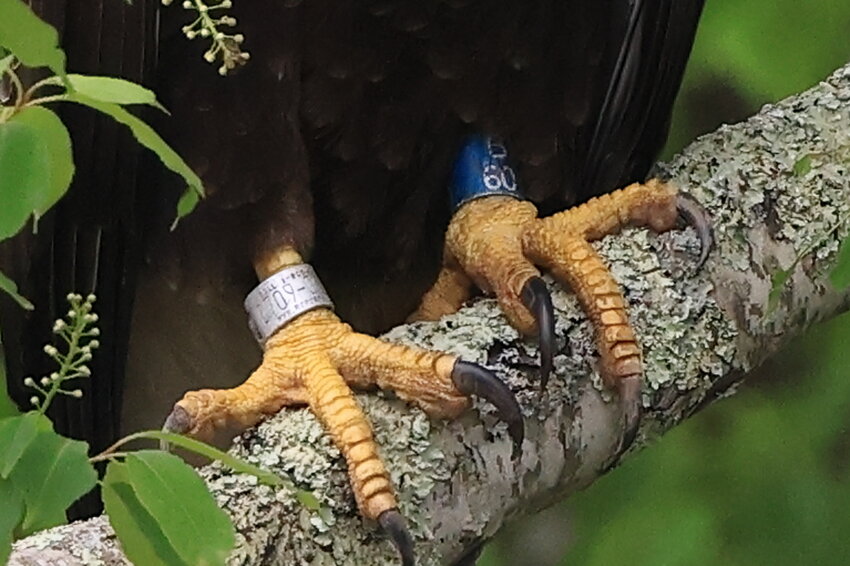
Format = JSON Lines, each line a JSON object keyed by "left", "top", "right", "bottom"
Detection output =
{"left": 480, "top": 1, "right": 850, "bottom": 565}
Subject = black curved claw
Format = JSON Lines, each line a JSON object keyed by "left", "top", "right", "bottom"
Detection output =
{"left": 607, "top": 375, "right": 642, "bottom": 470}
{"left": 452, "top": 361, "right": 525, "bottom": 451}
{"left": 378, "top": 509, "right": 415, "bottom": 566}
{"left": 160, "top": 405, "right": 191, "bottom": 451}
{"left": 520, "top": 276, "right": 555, "bottom": 390}
{"left": 676, "top": 193, "right": 714, "bottom": 270}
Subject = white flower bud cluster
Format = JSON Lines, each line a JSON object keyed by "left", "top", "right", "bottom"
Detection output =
{"left": 24, "top": 292, "right": 101, "bottom": 411}
{"left": 162, "top": 0, "right": 249, "bottom": 75}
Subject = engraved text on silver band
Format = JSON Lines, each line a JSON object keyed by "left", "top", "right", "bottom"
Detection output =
{"left": 244, "top": 264, "right": 334, "bottom": 343}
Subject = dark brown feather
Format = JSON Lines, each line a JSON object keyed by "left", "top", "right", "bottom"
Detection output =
{"left": 155, "top": 0, "right": 704, "bottom": 322}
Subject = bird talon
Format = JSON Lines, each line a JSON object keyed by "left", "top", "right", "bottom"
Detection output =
{"left": 606, "top": 375, "right": 642, "bottom": 470}
{"left": 675, "top": 192, "right": 713, "bottom": 270}
{"left": 451, "top": 360, "right": 525, "bottom": 451}
{"left": 520, "top": 276, "right": 555, "bottom": 389}
{"left": 378, "top": 509, "right": 415, "bottom": 566}
{"left": 163, "top": 404, "right": 192, "bottom": 434}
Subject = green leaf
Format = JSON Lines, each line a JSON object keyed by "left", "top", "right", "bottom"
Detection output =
{"left": 830, "top": 237, "right": 850, "bottom": 290}
{"left": 0, "top": 413, "right": 41, "bottom": 478}
{"left": 0, "top": 120, "right": 47, "bottom": 239}
{"left": 66, "top": 93, "right": 204, "bottom": 221}
{"left": 0, "top": 327, "right": 21, "bottom": 419}
{"left": 7, "top": 107, "right": 74, "bottom": 216}
{"left": 110, "top": 430, "right": 319, "bottom": 509}
{"left": 8, "top": 425, "right": 97, "bottom": 534}
{"left": 0, "top": 478, "right": 24, "bottom": 563}
{"left": 115, "top": 451, "right": 235, "bottom": 566}
{"left": 172, "top": 189, "right": 200, "bottom": 230}
{"left": 0, "top": 0, "right": 66, "bottom": 78}
{"left": 41, "top": 75, "right": 168, "bottom": 113}
{"left": 0, "top": 106, "right": 74, "bottom": 241}
{"left": 0, "top": 270, "right": 33, "bottom": 311}
{"left": 102, "top": 461, "right": 187, "bottom": 566}
{"left": 127, "top": 431, "right": 283, "bottom": 486}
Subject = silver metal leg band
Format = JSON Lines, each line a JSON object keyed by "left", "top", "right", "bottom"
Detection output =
{"left": 244, "top": 264, "right": 334, "bottom": 344}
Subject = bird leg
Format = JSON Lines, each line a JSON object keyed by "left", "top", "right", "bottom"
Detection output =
{"left": 411, "top": 137, "right": 711, "bottom": 456}
{"left": 164, "top": 248, "right": 523, "bottom": 566}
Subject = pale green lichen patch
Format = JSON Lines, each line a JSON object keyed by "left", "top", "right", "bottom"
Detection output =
{"left": 587, "top": 220, "right": 738, "bottom": 431}
{"left": 9, "top": 516, "right": 128, "bottom": 566}
{"left": 195, "top": 386, "right": 450, "bottom": 565}
{"left": 658, "top": 64, "right": 850, "bottom": 369}
{"left": 385, "top": 300, "right": 521, "bottom": 366}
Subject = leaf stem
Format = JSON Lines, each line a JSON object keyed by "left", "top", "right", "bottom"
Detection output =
{"left": 25, "top": 93, "right": 70, "bottom": 108}
{"left": 89, "top": 451, "right": 130, "bottom": 464}
{"left": 92, "top": 431, "right": 151, "bottom": 460}
{"left": 22, "top": 75, "right": 65, "bottom": 104}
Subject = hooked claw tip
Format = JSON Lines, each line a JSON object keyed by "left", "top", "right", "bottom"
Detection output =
{"left": 161, "top": 405, "right": 191, "bottom": 451}
{"left": 520, "top": 276, "right": 555, "bottom": 390}
{"left": 452, "top": 360, "right": 525, "bottom": 451}
{"left": 605, "top": 376, "right": 642, "bottom": 471}
{"left": 676, "top": 193, "right": 713, "bottom": 270}
{"left": 378, "top": 509, "right": 415, "bottom": 566}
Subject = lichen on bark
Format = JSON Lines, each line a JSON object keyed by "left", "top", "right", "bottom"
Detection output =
{"left": 9, "top": 64, "right": 850, "bottom": 566}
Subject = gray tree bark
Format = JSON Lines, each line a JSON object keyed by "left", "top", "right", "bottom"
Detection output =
{"left": 9, "top": 63, "right": 850, "bottom": 566}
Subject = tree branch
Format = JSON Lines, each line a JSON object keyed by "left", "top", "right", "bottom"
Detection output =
{"left": 10, "top": 63, "right": 850, "bottom": 566}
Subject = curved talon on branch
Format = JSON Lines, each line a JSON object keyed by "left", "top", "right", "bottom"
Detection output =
{"left": 161, "top": 405, "right": 193, "bottom": 451}
{"left": 613, "top": 374, "right": 642, "bottom": 465}
{"left": 451, "top": 360, "right": 525, "bottom": 450}
{"left": 520, "top": 276, "right": 555, "bottom": 389}
{"left": 676, "top": 192, "right": 713, "bottom": 270}
{"left": 378, "top": 509, "right": 415, "bottom": 566}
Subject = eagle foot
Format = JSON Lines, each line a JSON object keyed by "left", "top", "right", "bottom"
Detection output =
{"left": 163, "top": 307, "right": 522, "bottom": 564}
{"left": 410, "top": 179, "right": 711, "bottom": 454}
